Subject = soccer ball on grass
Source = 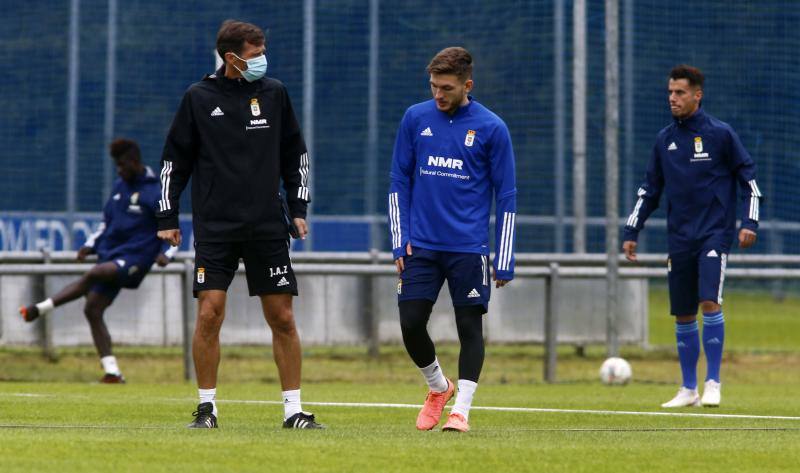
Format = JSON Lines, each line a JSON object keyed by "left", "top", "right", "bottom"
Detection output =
{"left": 599, "top": 357, "right": 632, "bottom": 385}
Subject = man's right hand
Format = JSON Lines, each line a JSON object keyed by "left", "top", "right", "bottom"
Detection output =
{"left": 394, "top": 242, "right": 412, "bottom": 274}
{"left": 76, "top": 246, "right": 93, "bottom": 261}
{"left": 158, "top": 229, "right": 182, "bottom": 247}
{"left": 622, "top": 240, "right": 638, "bottom": 262}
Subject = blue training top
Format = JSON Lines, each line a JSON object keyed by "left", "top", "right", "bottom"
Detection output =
{"left": 623, "top": 107, "right": 763, "bottom": 253}
{"left": 85, "top": 166, "right": 172, "bottom": 263}
{"left": 388, "top": 97, "right": 517, "bottom": 280}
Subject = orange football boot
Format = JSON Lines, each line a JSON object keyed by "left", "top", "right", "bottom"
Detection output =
{"left": 416, "top": 378, "right": 454, "bottom": 430}
{"left": 442, "top": 412, "right": 470, "bottom": 432}
{"left": 19, "top": 305, "right": 40, "bottom": 322}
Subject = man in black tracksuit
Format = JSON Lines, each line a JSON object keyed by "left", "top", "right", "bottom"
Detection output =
{"left": 156, "top": 20, "right": 321, "bottom": 429}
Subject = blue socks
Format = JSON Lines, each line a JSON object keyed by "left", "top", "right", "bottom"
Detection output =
{"left": 675, "top": 320, "right": 700, "bottom": 390}
{"left": 702, "top": 311, "right": 725, "bottom": 382}
{"left": 674, "top": 312, "right": 725, "bottom": 388}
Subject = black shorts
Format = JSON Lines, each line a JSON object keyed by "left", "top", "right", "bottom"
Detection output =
{"left": 193, "top": 240, "right": 298, "bottom": 297}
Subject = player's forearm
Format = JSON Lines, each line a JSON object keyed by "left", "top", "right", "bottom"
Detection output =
{"left": 624, "top": 190, "right": 660, "bottom": 239}
{"left": 155, "top": 156, "right": 192, "bottom": 225}
{"left": 493, "top": 193, "right": 516, "bottom": 280}
{"left": 281, "top": 142, "right": 311, "bottom": 217}
{"left": 388, "top": 175, "right": 412, "bottom": 254}
{"left": 739, "top": 177, "right": 762, "bottom": 232}
{"left": 388, "top": 190, "right": 410, "bottom": 259}
{"left": 83, "top": 222, "right": 106, "bottom": 248}
{"left": 156, "top": 213, "right": 180, "bottom": 231}
{"left": 157, "top": 94, "right": 197, "bottom": 220}
{"left": 622, "top": 226, "right": 641, "bottom": 243}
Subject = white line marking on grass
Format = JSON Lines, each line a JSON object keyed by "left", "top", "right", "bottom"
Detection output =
{"left": 215, "top": 399, "right": 800, "bottom": 421}
{"left": 0, "top": 393, "right": 52, "bottom": 398}
{"left": 7, "top": 393, "right": 800, "bottom": 422}
{"left": 2, "top": 423, "right": 794, "bottom": 433}
{"left": 0, "top": 424, "right": 169, "bottom": 430}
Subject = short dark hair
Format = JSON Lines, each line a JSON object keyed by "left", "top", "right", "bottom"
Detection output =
{"left": 216, "top": 20, "right": 265, "bottom": 60}
{"left": 109, "top": 138, "right": 140, "bottom": 162}
{"left": 669, "top": 64, "right": 704, "bottom": 89}
{"left": 427, "top": 47, "right": 473, "bottom": 82}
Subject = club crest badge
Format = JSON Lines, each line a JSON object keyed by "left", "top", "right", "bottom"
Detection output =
{"left": 197, "top": 267, "right": 206, "bottom": 284}
{"left": 397, "top": 278, "right": 402, "bottom": 295}
{"left": 127, "top": 192, "right": 142, "bottom": 213}
{"left": 465, "top": 129, "right": 476, "bottom": 147}
{"left": 694, "top": 136, "right": 703, "bottom": 153}
{"left": 250, "top": 98, "right": 261, "bottom": 117}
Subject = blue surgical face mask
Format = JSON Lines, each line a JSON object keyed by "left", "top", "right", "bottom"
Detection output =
{"left": 233, "top": 53, "right": 268, "bottom": 82}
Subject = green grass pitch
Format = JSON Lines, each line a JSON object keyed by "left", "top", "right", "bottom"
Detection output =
{"left": 1, "top": 288, "right": 799, "bottom": 472}
{"left": 1, "top": 381, "right": 799, "bottom": 472}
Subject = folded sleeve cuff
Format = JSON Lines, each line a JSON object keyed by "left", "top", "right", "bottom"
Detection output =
{"left": 622, "top": 227, "right": 640, "bottom": 242}
{"left": 157, "top": 216, "right": 180, "bottom": 232}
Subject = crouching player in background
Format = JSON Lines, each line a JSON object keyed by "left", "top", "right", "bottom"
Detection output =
{"left": 623, "top": 65, "right": 763, "bottom": 407}
{"left": 20, "top": 138, "right": 176, "bottom": 383}
{"left": 389, "top": 47, "right": 517, "bottom": 432}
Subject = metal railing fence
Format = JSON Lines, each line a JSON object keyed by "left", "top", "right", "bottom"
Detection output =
{"left": 3, "top": 251, "right": 800, "bottom": 382}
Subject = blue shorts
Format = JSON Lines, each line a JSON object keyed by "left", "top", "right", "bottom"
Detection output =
{"left": 667, "top": 247, "right": 728, "bottom": 316}
{"left": 90, "top": 255, "right": 154, "bottom": 301}
{"left": 397, "top": 247, "right": 490, "bottom": 310}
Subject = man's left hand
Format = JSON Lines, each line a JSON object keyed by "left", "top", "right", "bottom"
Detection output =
{"left": 155, "top": 254, "right": 171, "bottom": 267}
{"left": 492, "top": 268, "right": 510, "bottom": 288}
{"left": 739, "top": 228, "right": 757, "bottom": 249}
{"left": 293, "top": 218, "right": 308, "bottom": 240}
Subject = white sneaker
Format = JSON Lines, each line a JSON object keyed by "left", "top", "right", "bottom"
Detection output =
{"left": 661, "top": 387, "right": 700, "bottom": 408}
{"left": 701, "top": 380, "right": 721, "bottom": 407}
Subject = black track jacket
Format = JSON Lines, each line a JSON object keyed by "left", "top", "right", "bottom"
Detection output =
{"left": 156, "top": 67, "right": 310, "bottom": 242}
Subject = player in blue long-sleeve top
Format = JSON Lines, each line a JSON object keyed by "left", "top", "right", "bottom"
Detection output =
{"left": 388, "top": 47, "right": 517, "bottom": 433}
{"left": 20, "top": 139, "right": 176, "bottom": 383}
{"left": 623, "top": 65, "right": 763, "bottom": 408}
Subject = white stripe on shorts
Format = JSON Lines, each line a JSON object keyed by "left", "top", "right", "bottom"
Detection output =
{"left": 717, "top": 253, "right": 728, "bottom": 305}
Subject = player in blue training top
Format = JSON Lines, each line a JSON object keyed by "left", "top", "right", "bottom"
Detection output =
{"left": 20, "top": 139, "right": 176, "bottom": 383}
{"left": 388, "top": 47, "right": 517, "bottom": 432}
{"left": 623, "top": 65, "right": 763, "bottom": 408}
